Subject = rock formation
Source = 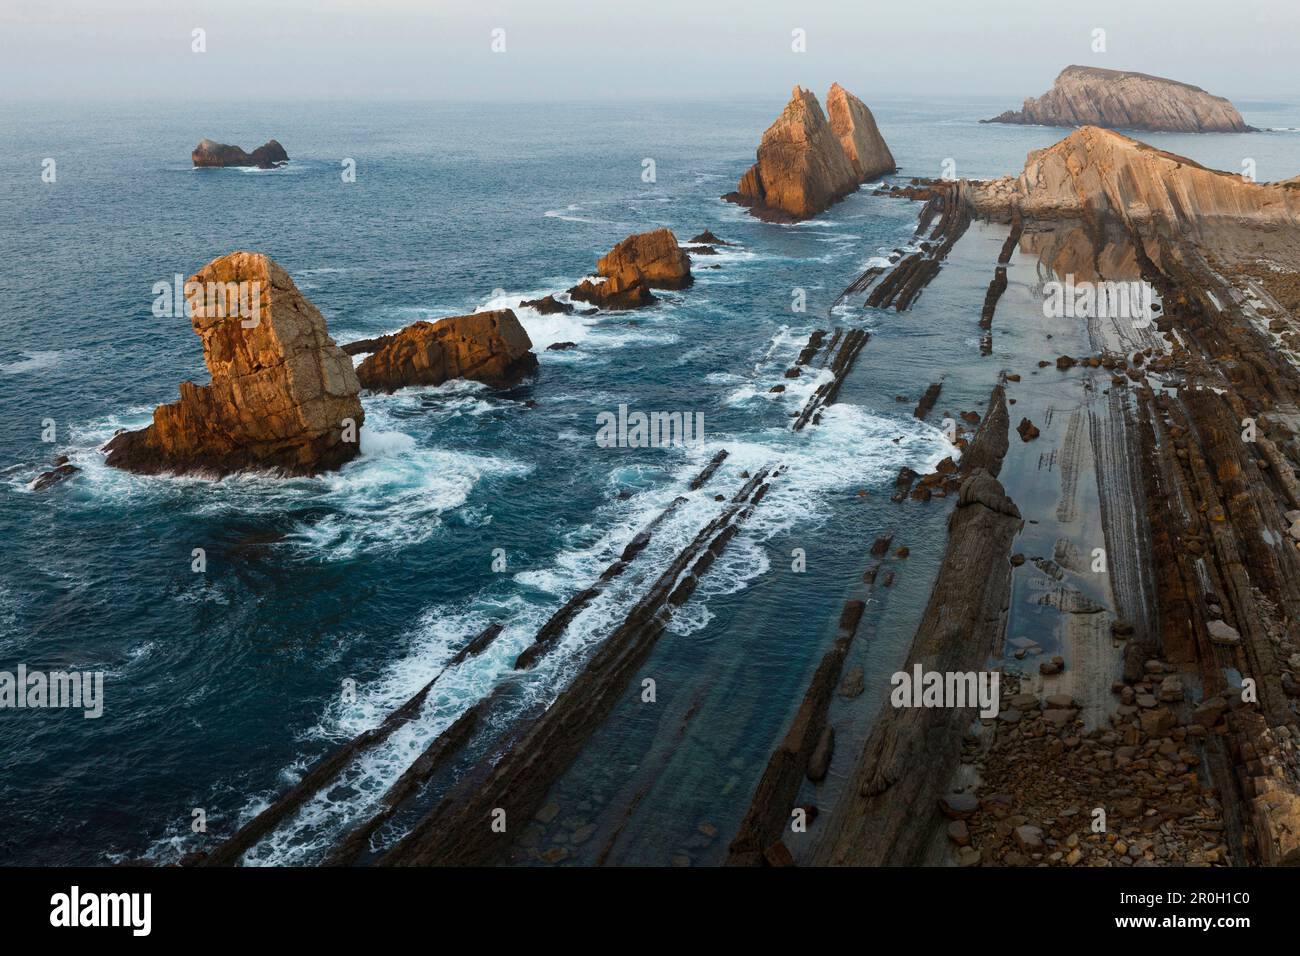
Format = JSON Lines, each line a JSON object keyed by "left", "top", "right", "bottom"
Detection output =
{"left": 724, "top": 84, "right": 895, "bottom": 222}
{"left": 563, "top": 228, "right": 692, "bottom": 310}
{"left": 104, "top": 252, "right": 363, "bottom": 477}
{"left": 192, "top": 138, "right": 290, "bottom": 169}
{"left": 984, "top": 66, "right": 1254, "bottom": 133}
{"left": 350, "top": 310, "right": 538, "bottom": 393}
{"left": 967, "top": 126, "right": 1300, "bottom": 252}
{"left": 826, "top": 82, "right": 896, "bottom": 180}
{"left": 596, "top": 228, "right": 692, "bottom": 289}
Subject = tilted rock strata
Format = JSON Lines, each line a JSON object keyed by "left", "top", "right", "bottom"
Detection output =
{"left": 966, "top": 126, "right": 1300, "bottom": 246}
{"left": 984, "top": 66, "right": 1253, "bottom": 133}
{"left": 826, "top": 82, "right": 896, "bottom": 181}
{"left": 724, "top": 85, "right": 895, "bottom": 222}
{"left": 105, "top": 252, "right": 363, "bottom": 477}
{"left": 354, "top": 309, "right": 538, "bottom": 393}
{"left": 192, "top": 138, "right": 290, "bottom": 169}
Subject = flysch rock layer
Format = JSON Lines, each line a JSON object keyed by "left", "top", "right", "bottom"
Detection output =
{"left": 984, "top": 65, "right": 1254, "bottom": 133}
{"left": 353, "top": 310, "right": 538, "bottom": 393}
{"left": 105, "top": 252, "right": 364, "bottom": 477}
{"left": 192, "top": 138, "right": 289, "bottom": 169}
{"left": 967, "top": 126, "right": 1300, "bottom": 251}
{"left": 724, "top": 84, "right": 895, "bottom": 222}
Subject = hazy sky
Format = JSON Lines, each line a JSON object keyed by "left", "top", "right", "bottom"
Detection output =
{"left": 1, "top": 0, "right": 1294, "bottom": 102}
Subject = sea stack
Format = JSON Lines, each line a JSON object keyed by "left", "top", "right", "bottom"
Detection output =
{"left": 566, "top": 228, "right": 693, "bottom": 310}
{"left": 724, "top": 84, "right": 895, "bottom": 222}
{"left": 984, "top": 66, "right": 1254, "bottom": 133}
{"left": 348, "top": 310, "right": 538, "bottom": 393}
{"left": 192, "top": 138, "right": 290, "bottom": 169}
{"left": 104, "top": 252, "right": 364, "bottom": 477}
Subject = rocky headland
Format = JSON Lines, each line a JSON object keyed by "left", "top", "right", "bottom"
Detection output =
{"left": 967, "top": 125, "right": 1300, "bottom": 260}
{"left": 724, "top": 84, "right": 895, "bottom": 222}
{"left": 192, "top": 138, "right": 290, "bottom": 169}
{"left": 344, "top": 310, "right": 538, "bottom": 393}
{"left": 984, "top": 65, "right": 1254, "bottom": 133}
{"left": 105, "top": 252, "right": 364, "bottom": 477}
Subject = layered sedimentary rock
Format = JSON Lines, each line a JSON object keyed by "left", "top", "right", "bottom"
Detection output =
{"left": 351, "top": 310, "right": 537, "bottom": 393}
{"left": 105, "top": 252, "right": 363, "bottom": 477}
{"left": 984, "top": 66, "right": 1254, "bottom": 133}
{"left": 813, "top": 387, "right": 1021, "bottom": 866}
{"left": 564, "top": 228, "right": 692, "bottom": 310}
{"left": 968, "top": 126, "right": 1300, "bottom": 252}
{"left": 192, "top": 138, "right": 289, "bottom": 169}
{"left": 724, "top": 85, "right": 895, "bottom": 222}
{"left": 826, "top": 82, "right": 896, "bottom": 180}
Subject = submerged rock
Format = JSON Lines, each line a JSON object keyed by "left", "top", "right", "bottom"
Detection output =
{"left": 105, "top": 252, "right": 363, "bottom": 477}
{"left": 354, "top": 309, "right": 538, "bottom": 393}
{"left": 29, "top": 457, "right": 79, "bottom": 491}
{"left": 192, "top": 138, "right": 289, "bottom": 169}
{"left": 984, "top": 65, "right": 1254, "bottom": 133}
{"left": 724, "top": 84, "right": 895, "bottom": 222}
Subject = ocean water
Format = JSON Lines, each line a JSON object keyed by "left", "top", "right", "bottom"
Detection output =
{"left": 1, "top": 97, "right": 1297, "bottom": 865}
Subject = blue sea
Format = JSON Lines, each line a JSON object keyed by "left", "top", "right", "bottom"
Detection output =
{"left": 1, "top": 96, "right": 1296, "bottom": 865}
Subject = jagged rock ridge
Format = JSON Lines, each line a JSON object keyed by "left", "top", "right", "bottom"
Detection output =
{"left": 724, "top": 84, "right": 896, "bottom": 222}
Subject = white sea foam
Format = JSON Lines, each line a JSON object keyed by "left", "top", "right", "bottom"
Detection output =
{"left": 0, "top": 351, "right": 62, "bottom": 375}
{"left": 210, "top": 395, "right": 953, "bottom": 865}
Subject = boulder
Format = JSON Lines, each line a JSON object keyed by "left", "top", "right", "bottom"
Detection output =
{"left": 596, "top": 228, "right": 692, "bottom": 289}
{"left": 104, "top": 252, "right": 363, "bottom": 477}
{"left": 567, "top": 273, "right": 654, "bottom": 311}
{"left": 192, "top": 138, "right": 289, "bottom": 169}
{"left": 354, "top": 310, "right": 538, "bottom": 393}
{"left": 983, "top": 65, "right": 1254, "bottom": 133}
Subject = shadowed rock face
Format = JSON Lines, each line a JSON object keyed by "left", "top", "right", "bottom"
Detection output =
{"left": 192, "top": 138, "right": 289, "bottom": 169}
{"left": 724, "top": 84, "right": 895, "bottom": 222}
{"left": 984, "top": 66, "right": 1254, "bottom": 133}
{"left": 353, "top": 309, "right": 538, "bottom": 393}
{"left": 967, "top": 126, "right": 1300, "bottom": 244}
{"left": 105, "top": 252, "right": 364, "bottom": 477}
